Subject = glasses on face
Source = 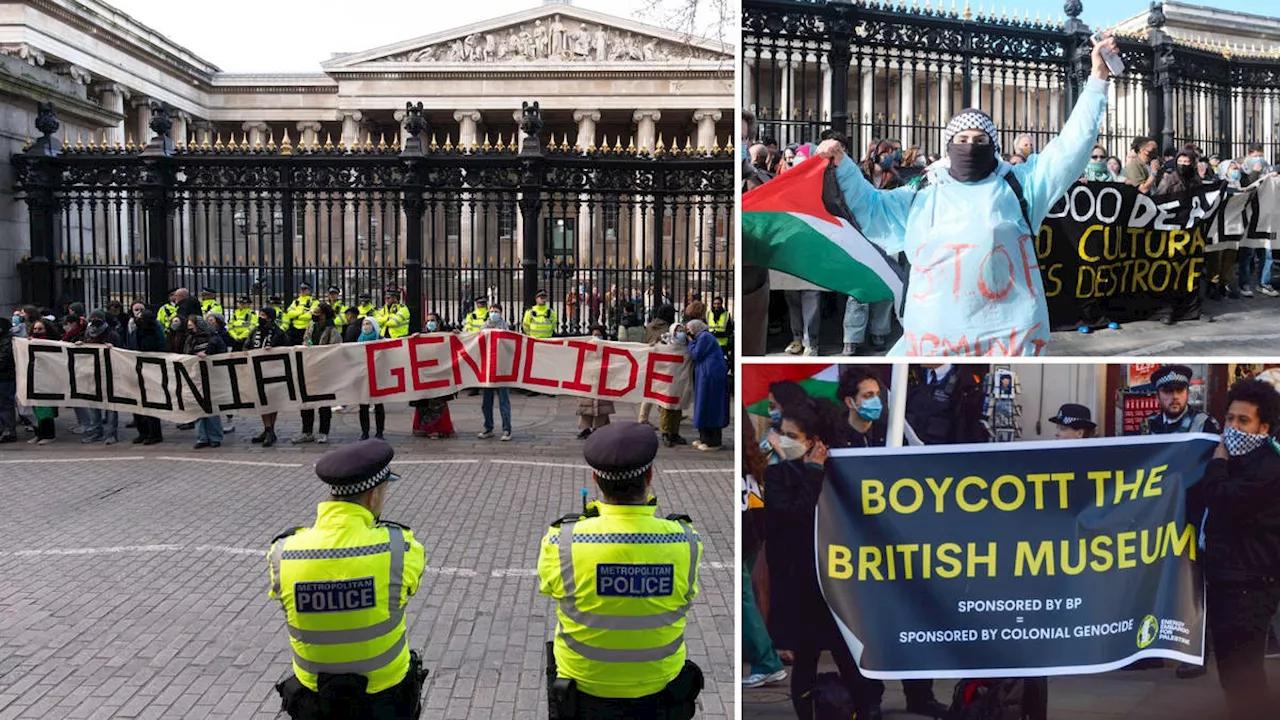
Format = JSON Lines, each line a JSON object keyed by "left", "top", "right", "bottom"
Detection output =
{"left": 1091, "top": 154, "right": 1106, "bottom": 160}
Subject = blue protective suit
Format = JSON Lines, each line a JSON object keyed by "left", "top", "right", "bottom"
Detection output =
{"left": 834, "top": 77, "right": 1110, "bottom": 356}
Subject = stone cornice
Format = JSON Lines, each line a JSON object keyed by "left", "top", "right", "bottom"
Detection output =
{"left": 0, "top": 66, "right": 123, "bottom": 127}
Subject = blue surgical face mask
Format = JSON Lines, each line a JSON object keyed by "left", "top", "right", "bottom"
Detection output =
{"left": 426, "top": 321, "right": 439, "bottom": 331}
{"left": 675, "top": 331, "right": 687, "bottom": 341}
{"left": 768, "top": 408, "right": 782, "bottom": 429}
{"left": 857, "top": 395, "right": 884, "bottom": 421}
{"left": 1230, "top": 169, "right": 1241, "bottom": 181}
{"left": 879, "top": 155, "right": 894, "bottom": 171}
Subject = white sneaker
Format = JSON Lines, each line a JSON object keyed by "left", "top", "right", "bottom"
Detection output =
{"left": 1241, "top": 287, "right": 1255, "bottom": 297}
{"left": 331, "top": 405, "right": 345, "bottom": 413}
{"left": 69, "top": 425, "right": 84, "bottom": 435}
{"left": 222, "top": 423, "right": 235, "bottom": 433}
{"left": 36, "top": 438, "right": 54, "bottom": 445}
{"left": 316, "top": 434, "right": 328, "bottom": 444}
{"left": 291, "top": 433, "right": 314, "bottom": 444}
{"left": 691, "top": 440, "right": 707, "bottom": 450}
{"left": 104, "top": 437, "right": 117, "bottom": 446}
{"left": 501, "top": 432, "right": 512, "bottom": 441}
{"left": 802, "top": 346, "right": 817, "bottom": 356}
{"left": 784, "top": 341, "right": 803, "bottom": 355}
{"left": 477, "top": 430, "right": 494, "bottom": 439}
{"left": 742, "top": 669, "right": 788, "bottom": 688}
{"left": 1261, "top": 285, "right": 1280, "bottom": 297}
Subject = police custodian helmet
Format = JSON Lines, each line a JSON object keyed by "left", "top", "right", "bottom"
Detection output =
{"left": 315, "top": 439, "right": 401, "bottom": 496}
{"left": 1151, "top": 364, "right": 1194, "bottom": 391}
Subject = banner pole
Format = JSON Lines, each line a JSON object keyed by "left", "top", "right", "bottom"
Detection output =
{"left": 888, "top": 363, "right": 908, "bottom": 448}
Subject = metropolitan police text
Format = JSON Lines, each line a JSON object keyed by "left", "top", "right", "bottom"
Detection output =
{"left": 825, "top": 464, "right": 1198, "bottom": 581}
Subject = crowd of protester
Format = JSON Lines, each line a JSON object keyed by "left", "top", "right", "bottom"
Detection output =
{"left": 741, "top": 363, "right": 1280, "bottom": 720}
{"left": 0, "top": 284, "right": 731, "bottom": 451}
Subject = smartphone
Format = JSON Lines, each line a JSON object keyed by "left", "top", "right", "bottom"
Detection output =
{"left": 1090, "top": 31, "right": 1126, "bottom": 77}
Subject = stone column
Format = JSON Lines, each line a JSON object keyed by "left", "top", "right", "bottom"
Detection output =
{"left": 900, "top": 69, "right": 914, "bottom": 145}
{"left": 693, "top": 109, "right": 721, "bottom": 150}
{"left": 633, "top": 109, "right": 661, "bottom": 152}
{"left": 860, "top": 65, "right": 874, "bottom": 157}
{"left": 92, "top": 82, "right": 129, "bottom": 146}
{"left": 991, "top": 84, "right": 1004, "bottom": 143}
{"left": 821, "top": 63, "right": 833, "bottom": 127}
{"left": 939, "top": 73, "right": 952, "bottom": 131}
{"left": 296, "top": 121, "right": 322, "bottom": 148}
{"left": 1265, "top": 99, "right": 1276, "bottom": 155}
{"left": 337, "top": 110, "right": 363, "bottom": 149}
{"left": 1049, "top": 89, "right": 1061, "bottom": 135}
{"left": 573, "top": 109, "right": 600, "bottom": 149}
{"left": 132, "top": 98, "right": 152, "bottom": 146}
{"left": 453, "top": 109, "right": 482, "bottom": 149}
{"left": 242, "top": 121, "right": 269, "bottom": 147}
{"left": 512, "top": 108, "right": 528, "bottom": 148}
{"left": 744, "top": 59, "right": 756, "bottom": 113}
{"left": 392, "top": 111, "right": 410, "bottom": 149}
{"left": 192, "top": 120, "right": 215, "bottom": 146}
{"left": 171, "top": 111, "right": 190, "bottom": 144}
{"left": 779, "top": 62, "right": 793, "bottom": 144}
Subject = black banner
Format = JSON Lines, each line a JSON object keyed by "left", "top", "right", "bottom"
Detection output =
{"left": 818, "top": 435, "right": 1214, "bottom": 678}
{"left": 1037, "top": 181, "right": 1226, "bottom": 330}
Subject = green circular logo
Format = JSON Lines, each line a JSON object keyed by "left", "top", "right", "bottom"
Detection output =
{"left": 1137, "top": 615, "right": 1159, "bottom": 649}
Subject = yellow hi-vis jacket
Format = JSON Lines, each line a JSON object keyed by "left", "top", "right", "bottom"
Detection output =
{"left": 522, "top": 305, "right": 556, "bottom": 338}
{"left": 375, "top": 303, "right": 410, "bottom": 339}
{"left": 463, "top": 308, "right": 489, "bottom": 333}
{"left": 330, "top": 301, "right": 349, "bottom": 327}
{"left": 285, "top": 295, "right": 318, "bottom": 331}
{"left": 201, "top": 298, "right": 225, "bottom": 317}
{"left": 156, "top": 303, "right": 178, "bottom": 329}
{"left": 537, "top": 503, "right": 702, "bottom": 699}
{"left": 228, "top": 308, "right": 256, "bottom": 342}
{"left": 268, "top": 502, "right": 426, "bottom": 694}
{"left": 357, "top": 303, "right": 377, "bottom": 319}
{"left": 707, "top": 309, "right": 730, "bottom": 348}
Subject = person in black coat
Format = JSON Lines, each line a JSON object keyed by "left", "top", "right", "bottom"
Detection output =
{"left": 0, "top": 317, "right": 15, "bottom": 442}
{"left": 1191, "top": 379, "right": 1280, "bottom": 720}
{"left": 129, "top": 310, "right": 167, "bottom": 445}
{"left": 246, "top": 306, "right": 290, "bottom": 447}
{"left": 763, "top": 394, "right": 879, "bottom": 720}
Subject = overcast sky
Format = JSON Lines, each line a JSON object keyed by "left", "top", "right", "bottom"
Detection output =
{"left": 100, "top": 0, "right": 733, "bottom": 73}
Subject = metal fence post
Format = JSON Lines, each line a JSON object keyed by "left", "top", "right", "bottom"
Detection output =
{"left": 518, "top": 101, "right": 545, "bottom": 311}
{"left": 139, "top": 102, "right": 174, "bottom": 307}
{"left": 651, "top": 167, "right": 666, "bottom": 313}
{"left": 827, "top": 3, "right": 855, "bottom": 138}
{"left": 1062, "top": 2, "right": 1092, "bottom": 109}
{"left": 1147, "top": 6, "right": 1176, "bottom": 152}
{"left": 21, "top": 102, "right": 63, "bottom": 309}
{"left": 400, "top": 102, "right": 428, "bottom": 334}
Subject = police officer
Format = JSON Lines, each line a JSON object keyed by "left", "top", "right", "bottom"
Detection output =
{"left": 327, "top": 286, "right": 349, "bottom": 328}
{"left": 376, "top": 288, "right": 410, "bottom": 339}
{"left": 905, "top": 364, "right": 990, "bottom": 445}
{"left": 523, "top": 290, "right": 557, "bottom": 339}
{"left": 706, "top": 296, "right": 731, "bottom": 354}
{"left": 269, "top": 440, "right": 428, "bottom": 720}
{"left": 1048, "top": 403, "right": 1097, "bottom": 439}
{"left": 356, "top": 291, "right": 377, "bottom": 320}
{"left": 285, "top": 283, "right": 318, "bottom": 345}
{"left": 228, "top": 296, "right": 255, "bottom": 351}
{"left": 540, "top": 422, "right": 704, "bottom": 719}
{"left": 463, "top": 297, "right": 489, "bottom": 333}
{"left": 157, "top": 288, "right": 180, "bottom": 330}
{"left": 1141, "top": 365, "right": 1222, "bottom": 437}
{"left": 200, "top": 287, "right": 224, "bottom": 317}
{"left": 1139, "top": 364, "right": 1223, "bottom": 678}
{"left": 267, "top": 294, "right": 288, "bottom": 331}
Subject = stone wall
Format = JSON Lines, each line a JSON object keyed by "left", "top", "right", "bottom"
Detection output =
{"left": 0, "top": 53, "right": 117, "bottom": 311}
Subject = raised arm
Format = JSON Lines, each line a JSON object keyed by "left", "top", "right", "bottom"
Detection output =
{"left": 1021, "top": 34, "right": 1116, "bottom": 224}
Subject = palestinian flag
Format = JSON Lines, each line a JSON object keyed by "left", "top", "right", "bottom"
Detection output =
{"left": 742, "top": 158, "right": 905, "bottom": 313}
{"left": 743, "top": 364, "right": 841, "bottom": 417}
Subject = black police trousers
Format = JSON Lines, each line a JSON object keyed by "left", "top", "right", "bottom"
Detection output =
{"left": 277, "top": 655, "right": 426, "bottom": 720}
{"left": 553, "top": 662, "right": 703, "bottom": 719}
{"left": 1208, "top": 584, "right": 1280, "bottom": 720}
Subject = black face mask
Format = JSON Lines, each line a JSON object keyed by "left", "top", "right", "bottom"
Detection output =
{"left": 947, "top": 142, "right": 998, "bottom": 183}
{"left": 1178, "top": 164, "right": 1195, "bottom": 179}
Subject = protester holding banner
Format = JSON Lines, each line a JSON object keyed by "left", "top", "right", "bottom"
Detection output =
{"left": 124, "top": 309, "right": 166, "bottom": 446}
{"left": 292, "top": 304, "right": 341, "bottom": 446}
{"left": 410, "top": 311, "right": 456, "bottom": 440}
{"left": 741, "top": 417, "right": 788, "bottom": 690}
{"left": 477, "top": 308, "right": 513, "bottom": 442}
{"left": 0, "top": 317, "right": 16, "bottom": 444}
{"left": 813, "top": 36, "right": 1116, "bottom": 354}
{"left": 247, "top": 307, "right": 290, "bottom": 448}
{"left": 1193, "top": 379, "right": 1280, "bottom": 720}
{"left": 638, "top": 304, "right": 675, "bottom": 428}
{"left": 763, "top": 394, "right": 876, "bottom": 719}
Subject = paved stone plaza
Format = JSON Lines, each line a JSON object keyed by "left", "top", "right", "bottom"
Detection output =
{"left": 0, "top": 397, "right": 735, "bottom": 719}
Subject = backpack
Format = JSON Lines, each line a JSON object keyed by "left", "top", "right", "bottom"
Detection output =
{"left": 948, "top": 678, "right": 1046, "bottom": 720}
{"left": 910, "top": 171, "right": 1033, "bottom": 233}
{"left": 806, "top": 673, "right": 857, "bottom": 720}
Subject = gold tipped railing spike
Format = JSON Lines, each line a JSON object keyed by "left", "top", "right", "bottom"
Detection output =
{"left": 428, "top": 133, "right": 438, "bottom": 151}
{"left": 961, "top": 1, "right": 971, "bottom": 21}
{"left": 443, "top": 133, "right": 453, "bottom": 152}
{"left": 324, "top": 133, "right": 334, "bottom": 152}
{"left": 614, "top": 135, "right": 623, "bottom": 153}
{"left": 126, "top": 134, "right": 136, "bottom": 152}
{"left": 655, "top": 133, "right": 665, "bottom": 154}
{"left": 481, "top": 133, "right": 491, "bottom": 151}
{"left": 378, "top": 132, "right": 387, "bottom": 151}
{"left": 281, "top": 129, "right": 293, "bottom": 156}
{"left": 22, "top": 135, "right": 31, "bottom": 152}
{"left": 509, "top": 133, "right": 517, "bottom": 151}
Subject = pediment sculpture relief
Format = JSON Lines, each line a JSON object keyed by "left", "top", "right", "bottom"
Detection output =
{"left": 384, "top": 16, "right": 721, "bottom": 63}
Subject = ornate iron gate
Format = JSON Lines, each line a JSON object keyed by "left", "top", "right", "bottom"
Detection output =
{"left": 743, "top": 0, "right": 1280, "bottom": 163}
{"left": 14, "top": 101, "right": 734, "bottom": 336}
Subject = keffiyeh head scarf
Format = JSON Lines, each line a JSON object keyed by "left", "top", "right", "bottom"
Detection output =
{"left": 943, "top": 109, "right": 1001, "bottom": 155}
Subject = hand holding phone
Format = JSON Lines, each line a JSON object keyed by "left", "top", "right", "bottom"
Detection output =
{"left": 1090, "top": 30, "right": 1125, "bottom": 78}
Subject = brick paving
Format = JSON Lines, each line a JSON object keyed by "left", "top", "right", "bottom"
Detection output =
{"left": 0, "top": 395, "right": 735, "bottom": 719}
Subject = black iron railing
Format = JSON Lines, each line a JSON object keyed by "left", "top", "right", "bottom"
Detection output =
{"left": 13, "top": 101, "right": 734, "bottom": 337}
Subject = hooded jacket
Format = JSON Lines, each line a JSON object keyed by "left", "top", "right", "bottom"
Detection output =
{"left": 247, "top": 309, "right": 290, "bottom": 350}
{"left": 833, "top": 77, "right": 1109, "bottom": 357}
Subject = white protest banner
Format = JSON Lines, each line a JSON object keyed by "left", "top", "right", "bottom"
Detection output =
{"left": 14, "top": 331, "right": 692, "bottom": 423}
{"left": 1206, "top": 175, "right": 1280, "bottom": 250}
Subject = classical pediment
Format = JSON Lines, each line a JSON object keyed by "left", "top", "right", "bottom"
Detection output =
{"left": 322, "top": 4, "right": 731, "bottom": 70}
